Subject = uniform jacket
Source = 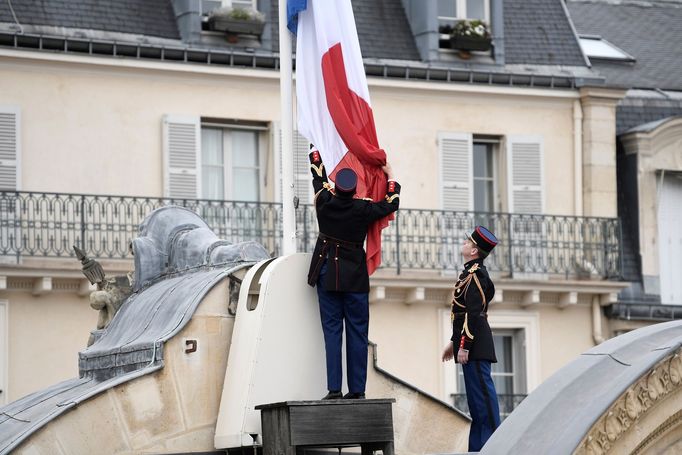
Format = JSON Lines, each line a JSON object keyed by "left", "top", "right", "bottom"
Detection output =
{"left": 306, "top": 151, "right": 400, "bottom": 293}
{"left": 451, "top": 258, "right": 497, "bottom": 362}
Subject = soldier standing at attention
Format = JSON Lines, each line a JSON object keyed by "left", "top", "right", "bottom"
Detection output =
{"left": 442, "top": 226, "right": 500, "bottom": 451}
{"left": 307, "top": 149, "right": 400, "bottom": 400}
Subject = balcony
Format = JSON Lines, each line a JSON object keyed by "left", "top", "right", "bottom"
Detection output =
{"left": 0, "top": 191, "right": 622, "bottom": 279}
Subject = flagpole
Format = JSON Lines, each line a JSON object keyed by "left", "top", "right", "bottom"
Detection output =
{"left": 278, "top": 0, "right": 296, "bottom": 256}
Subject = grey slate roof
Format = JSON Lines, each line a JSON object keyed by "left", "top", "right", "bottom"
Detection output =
{"left": 269, "top": 0, "right": 421, "bottom": 62}
{"left": 504, "top": 0, "right": 587, "bottom": 66}
{"left": 481, "top": 320, "right": 682, "bottom": 454}
{"left": 617, "top": 102, "right": 682, "bottom": 135}
{"left": 567, "top": 0, "right": 682, "bottom": 90}
{"left": 350, "top": 0, "right": 420, "bottom": 61}
{"left": 0, "top": 0, "right": 180, "bottom": 40}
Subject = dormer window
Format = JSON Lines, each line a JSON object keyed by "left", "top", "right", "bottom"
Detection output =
{"left": 438, "top": 0, "right": 490, "bottom": 49}
{"left": 201, "top": 0, "right": 259, "bottom": 30}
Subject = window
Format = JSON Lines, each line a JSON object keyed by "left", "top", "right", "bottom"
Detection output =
{"left": 438, "top": 0, "right": 490, "bottom": 49}
{"left": 441, "top": 311, "right": 540, "bottom": 421}
{"left": 438, "top": 0, "right": 489, "bottom": 28}
{"left": 452, "top": 330, "right": 527, "bottom": 420}
{"left": 578, "top": 36, "right": 635, "bottom": 63}
{"left": 201, "top": 0, "right": 258, "bottom": 30}
{"left": 201, "top": 127, "right": 261, "bottom": 202}
{"left": 473, "top": 142, "right": 496, "bottom": 212}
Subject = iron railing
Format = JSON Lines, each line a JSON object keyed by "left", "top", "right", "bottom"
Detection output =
{"left": 0, "top": 191, "right": 622, "bottom": 278}
{"left": 452, "top": 393, "right": 527, "bottom": 420}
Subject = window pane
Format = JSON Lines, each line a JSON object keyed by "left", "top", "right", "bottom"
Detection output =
{"left": 466, "top": 0, "right": 485, "bottom": 20}
{"left": 492, "top": 375, "right": 514, "bottom": 395}
{"left": 233, "top": 169, "right": 259, "bottom": 201}
{"left": 203, "top": 167, "right": 224, "bottom": 200}
{"left": 474, "top": 179, "right": 492, "bottom": 212}
{"left": 202, "top": 128, "right": 224, "bottom": 200}
{"left": 438, "top": 0, "right": 457, "bottom": 18}
{"left": 473, "top": 143, "right": 493, "bottom": 178}
{"left": 233, "top": 0, "right": 256, "bottom": 9}
{"left": 232, "top": 131, "right": 258, "bottom": 167}
{"left": 492, "top": 335, "right": 513, "bottom": 373}
{"left": 202, "top": 128, "right": 223, "bottom": 166}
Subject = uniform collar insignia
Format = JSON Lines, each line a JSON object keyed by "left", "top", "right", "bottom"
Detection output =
{"left": 467, "top": 262, "right": 480, "bottom": 274}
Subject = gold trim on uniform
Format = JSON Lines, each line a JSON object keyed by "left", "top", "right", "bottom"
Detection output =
{"left": 385, "top": 194, "right": 400, "bottom": 203}
{"left": 463, "top": 313, "right": 474, "bottom": 339}
{"left": 311, "top": 163, "right": 325, "bottom": 177}
{"left": 467, "top": 263, "right": 480, "bottom": 274}
{"left": 472, "top": 272, "right": 487, "bottom": 310}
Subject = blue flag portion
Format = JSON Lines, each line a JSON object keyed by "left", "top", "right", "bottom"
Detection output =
{"left": 287, "top": 0, "right": 307, "bottom": 34}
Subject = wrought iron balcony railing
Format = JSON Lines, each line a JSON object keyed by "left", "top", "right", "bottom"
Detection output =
{"left": 0, "top": 191, "right": 622, "bottom": 278}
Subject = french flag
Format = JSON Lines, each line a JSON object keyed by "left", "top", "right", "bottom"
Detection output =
{"left": 288, "top": 0, "right": 392, "bottom": 275}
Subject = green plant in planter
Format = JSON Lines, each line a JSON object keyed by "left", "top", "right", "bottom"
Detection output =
{"left": 209, "top": 6, "right": 266, "bottom": 37}
{"left": 450, "top": 19, "right": 492, "bottom": 53}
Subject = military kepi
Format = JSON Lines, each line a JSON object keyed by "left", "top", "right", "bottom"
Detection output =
{"left": 335, "top": 168, "right": 357, "bottom": 193}
{"left": 467, "top": 226, "right": 498, "bottom": 255}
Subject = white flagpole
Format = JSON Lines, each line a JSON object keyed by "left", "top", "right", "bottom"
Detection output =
{"left": 278, "top": 0, "right": 296, "bottom": 255}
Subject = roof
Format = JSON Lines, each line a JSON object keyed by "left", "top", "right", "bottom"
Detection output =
{"left": 503, "top": 0, "right": 587, "bottom": 66}
{"left": 351, "top": 0, "right": 420, "bottom": 61}
{"left": 567, "top": 0, "right": 682, "bottom": 90}
{"left": 616, "top": 90, "right": 682, "bottom": 134}
{"left": 0, "top": 0, "right": 180, "bottom": 40}
{"left": 269, "top": 0, "right": 420, "bottom": 62}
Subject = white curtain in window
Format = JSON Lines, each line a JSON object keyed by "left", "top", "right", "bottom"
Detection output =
{"left": 232, "top": 130, "right": 259, "bottom": 202}
{"left": 202, "top": 128, "right": 225, "bottom": 200}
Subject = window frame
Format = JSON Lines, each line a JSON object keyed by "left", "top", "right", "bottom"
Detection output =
{"left": 472, "top": 140, "right": 499, "bottom": 213}
{"left": 440, "top": 310, "right": 540, "bottom": 406}
{"left": 200, "top": 124, "right": 266, "bottom": 202}
{"left": 438, "top": 0, "right": 491, "bottom": 24}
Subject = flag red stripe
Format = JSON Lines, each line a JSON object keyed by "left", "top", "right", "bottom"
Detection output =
{"left": 321, "top": 42, "right": 393, "bottom": 275}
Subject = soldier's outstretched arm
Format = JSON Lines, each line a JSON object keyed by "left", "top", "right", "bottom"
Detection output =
{"left": 309, "top": 150, "right": 332, "bottom": 205}
{"left": 364, "top": 179, "right": 401, "bottom": 221}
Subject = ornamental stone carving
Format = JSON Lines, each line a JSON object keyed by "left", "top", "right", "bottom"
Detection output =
{"left": 575, "top": 349, "right": 682, "bottom": 455}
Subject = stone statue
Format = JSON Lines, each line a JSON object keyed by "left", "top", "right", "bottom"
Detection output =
{"left": 74, "top": 246, "right": 132, "bottom": 345}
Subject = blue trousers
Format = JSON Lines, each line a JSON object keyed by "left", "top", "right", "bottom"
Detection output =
{"left": 462, "top": 360, "right": 501, "bottom": 452}
{"left": 316, "top": 263, "right": 369, "bottom": 393}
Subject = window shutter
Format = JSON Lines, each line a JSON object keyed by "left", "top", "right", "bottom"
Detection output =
{"left": 163, "top": 115, "right": 201, "bottom": 199}
{"left": 439, "top": 132, "right": 473, "bottom": 211}
{"left": 0, "top": 107, "right": 20, "bottom": 191}
{"left": 276, "top": 127, "right": 312, "bottom": 204}
{"left": 507, "top": 136, "right": 544, "bottom": 214}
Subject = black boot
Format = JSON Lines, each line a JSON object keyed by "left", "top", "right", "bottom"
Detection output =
{"left": 343, "top": 392, "right": 366, "bottom": 399}
{"left": 321, "top": 391, "right": 343, "bottom": 400}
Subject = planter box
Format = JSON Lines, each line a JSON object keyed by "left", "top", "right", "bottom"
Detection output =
{"left": 210, "top": 17, "right": 265, "bottom": 35}
{"left": 450, "top": 36, "right": 492, "bottom": 52}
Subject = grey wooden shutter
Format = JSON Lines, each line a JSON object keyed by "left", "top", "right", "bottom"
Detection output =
{"left": 163, "top": 115, "right": 201, "bottom": 199}
{"left": 439, "top": 132, "right": 473, "bottom": 211}
{"left": 0, "top": 107, "right": 20, "bottom": 190}
{"left": 276, "top": 127, "right": 312, "bottom": 204}
{"left": 507, "top": 136, "right": 544, "bottom": 213}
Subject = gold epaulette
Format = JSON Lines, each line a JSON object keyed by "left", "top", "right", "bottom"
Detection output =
{"left": 385, "top": 194, "right": 399, "bottom": 203}
{"left": 355, "top": 197, "right": 373, "bottom": 201}
{"left": 467, "top": 263, "right": 480, "bottom": 274}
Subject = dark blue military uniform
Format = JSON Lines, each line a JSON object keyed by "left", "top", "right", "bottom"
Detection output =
{"left": 451, "top": 227, "right": 500, "bottom": 451}
{"left": 307, "top": 150, "right": 400, "bottom": 397}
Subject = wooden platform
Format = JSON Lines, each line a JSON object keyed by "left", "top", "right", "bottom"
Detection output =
{"left": 256, "top": 399, "right": 395, "bottom": 455}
